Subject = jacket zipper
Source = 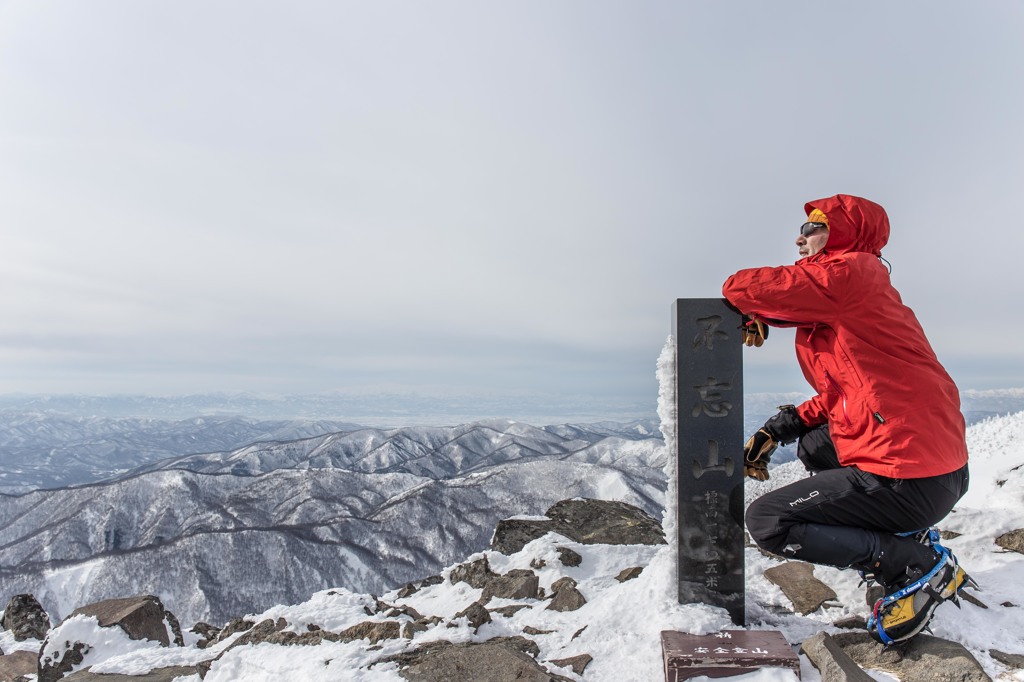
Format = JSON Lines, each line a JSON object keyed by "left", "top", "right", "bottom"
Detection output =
{"left": 824, "top": 370, "right": 852, "bottom": 427}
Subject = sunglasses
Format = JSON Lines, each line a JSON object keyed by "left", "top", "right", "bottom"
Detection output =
{"left": 800, "top": 221, "right": 828, "bottom": 237}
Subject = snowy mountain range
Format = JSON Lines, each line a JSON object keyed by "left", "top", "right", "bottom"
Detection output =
{"left": 0, "top": 419, "right": 665, "bottom": 626}
{"left": 3, "top": 388, "right": 1017, "bottom": 493}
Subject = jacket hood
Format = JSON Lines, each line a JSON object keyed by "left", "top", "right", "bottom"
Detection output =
{"left": 804, "top": 194, "right": 889, "bottom": 257}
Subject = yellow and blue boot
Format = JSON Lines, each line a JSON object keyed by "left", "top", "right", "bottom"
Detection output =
{"left": 865, "top": 531, "right": 976, "bottom": 646}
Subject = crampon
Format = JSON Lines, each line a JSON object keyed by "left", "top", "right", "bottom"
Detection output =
{"left": 866, "top": 536, "right": 979, "bottom": 646}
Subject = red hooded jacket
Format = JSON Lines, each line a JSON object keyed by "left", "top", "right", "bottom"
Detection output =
{"left": 722, "top": 194, "right": 967, "bottom": 479}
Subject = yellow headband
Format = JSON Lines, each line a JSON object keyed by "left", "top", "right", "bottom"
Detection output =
{"left": 807, "top": 208, "right": 829, "bottom": 227}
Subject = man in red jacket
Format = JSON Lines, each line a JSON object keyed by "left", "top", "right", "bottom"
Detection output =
{"left": 722, "top": 194, "right": 972, "bottom": 645}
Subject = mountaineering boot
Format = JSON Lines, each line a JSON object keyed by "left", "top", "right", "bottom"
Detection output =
{"left": 859, "top": 527, "right": 940, "bottom": 606}
{"left": 865, "top": 534, "right": 974, "bottom": 645}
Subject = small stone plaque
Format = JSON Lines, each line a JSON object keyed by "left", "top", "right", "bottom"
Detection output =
{"left": 662, "top": 630, "right": 800, "bottom": 681}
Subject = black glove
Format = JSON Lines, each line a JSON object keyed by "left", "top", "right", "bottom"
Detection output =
{"left": 740, "top": 315, "right": 769, "bottom": 347}
{"left": 743, "top": 405, "right": 808, "bottom": 480}
{"left": 763, "top": 405, "right": 807, "bottom": 445}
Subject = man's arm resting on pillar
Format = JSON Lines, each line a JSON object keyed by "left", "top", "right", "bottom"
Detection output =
{"left": 721, "top": 298, "right": 771, "bottom": 348}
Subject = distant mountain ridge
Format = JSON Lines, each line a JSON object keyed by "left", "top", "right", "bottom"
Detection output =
{"left": 0, "top": 392, "right": 652, "bottom": 424}
{"left": 2, "top": 387, "right": 1016, "bottom": 493}
{"left": 0, "top": 413, "right": 362, "bottom": 493}
{"left": 127, "top": 418, "right": 660, "bottom": 479}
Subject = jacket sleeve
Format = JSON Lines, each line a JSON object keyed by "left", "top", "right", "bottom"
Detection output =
{"left": 796, "top": 394, "right": 829, "bottom": 427}
{"left": 722, "top": 258, "right": 852, "bottom": 326}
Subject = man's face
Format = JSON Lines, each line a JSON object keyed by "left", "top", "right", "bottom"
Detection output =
{"left": 796, "top": 223, "right": 829, "bottom": 258}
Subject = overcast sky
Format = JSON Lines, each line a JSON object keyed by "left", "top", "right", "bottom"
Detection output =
{"left": 1, "top": 1, "right": 1022, "bottom": 418}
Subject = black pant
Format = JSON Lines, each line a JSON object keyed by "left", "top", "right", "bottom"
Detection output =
{"left": 746, "top": 425, "right": 970, "bottom": 583}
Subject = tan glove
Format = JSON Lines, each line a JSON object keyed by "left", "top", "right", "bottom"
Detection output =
{"left": 741, "top": 315, "right": 769, "bottom": 347}
{"left": 743, "top": 428, "right": 777, "bottom": 480}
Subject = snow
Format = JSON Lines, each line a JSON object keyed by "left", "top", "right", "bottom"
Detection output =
{"left": 0, "top": 628, "right": 41, "bottom": 655}
{"left": 39, "top": 558, "right": 106, "bottom": 620}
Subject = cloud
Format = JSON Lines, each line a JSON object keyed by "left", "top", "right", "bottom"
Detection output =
{"left": 1, "top": 1, "right": 1021, "bottom": 410}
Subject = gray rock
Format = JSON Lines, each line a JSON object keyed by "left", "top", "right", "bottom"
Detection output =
{"left": 545, "top": 499, "right": 664, "bottom": 545}
{"left": 379, "top": 637, "right": 570, "bottom": 682}
{"left": 482, "top": 569, "right": 539, "bottom": 602}
{"left": 523, "top": 626, "right": 555, "bottom": 636}
{"left": 402, "top": 621, "right": 430, "bottom": 639}
{"left": 383, "top": 604, "right": 424, "bottom": 622}
{"left": 214, "top": 618, "right": 346, "bottom": 649}
{"left": 488, "top": 605, "right": 531, "bottom": 617}
{"left": 2, "top": 594, "right": 51, "bottom": 641}
{"left": 396, "top": 583, "right": 419, "bottom": 599}
{"left": 616, "top": 566, "right": 644, "bottom": 582}
{"left": 763, "top": 561, "right": 838, "bottom": 615}
{"left": 38, "top": 641, "right": 89, "bottom": 682}
{"left": 397, "top": 575, "right": 444, "bottom": 598}
{"left": 548, "top": 653, "right": 593, "bottom": 675}
{"left": 451, "top": 558, "right": 542, "bottom": 603}
{"left": 61, "top": 666, "right": 204, "bottom": 681}
{"left": 990, "top": 649, "right": 1024, "bottom": 669}
{"left": 190, "top": 622, "right": 220, "bottom": 649}
{"left": 452, "top": 602, "right": 491, "bottom": 632}
{"left": 831, "top": 631, "right": 991, "bottom": 681}
{"left": 67, "top": 595, "right": 177, "bottom": 646}
{"left": 163, "top": 611, "right": 184, "bottom": 648}
{"left": 39, "top": 596, "right": 181, "bottom": 682}
{"left": 267, "top": 630, "right": 343, "bottom": 647}
{"left": 995, "top": 529, "right": 1024, "bottom": 554}
{"left": 801, "top": 632, "right": 875, "bottom": 682}
{"left": 491, "top": 499, "right": 665, "bottom": 555}
{"left": 550, "top": 577, "right": 577, "bottom": 593}
{"left": 212, "top": 618, "right": 255, "bottom": 643}
{"left": 832, "top": 615, "right": 866, "bottom": 630}
{"left": 557, "top": 548, "right": 582, "bottom": 567}
{"left": 491, "top": 520, "right": 555, "bottom": 556}
{"left": 449, "top": 557, "right": 496, "bottom": 589}
{"left": 546, "top": 583, "right": 586, "bottom": 613}
{"left": 339, "top": 620, "right": 401, "bottom": 644}
{"left": 0, "top": 650, "right": 38, "bottom": 681}
{"left": 487, "top": 636, "right": 541, "bottom": 659}
{"left": 227, "top": 618, "right": 287, "bottom": 648}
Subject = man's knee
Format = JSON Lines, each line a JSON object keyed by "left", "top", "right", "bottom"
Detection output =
{"left": 797, "top": 424, "right": 840, "bottom": 472}
{"left": 745, "top": 495, "right": 785, "bottom": 555}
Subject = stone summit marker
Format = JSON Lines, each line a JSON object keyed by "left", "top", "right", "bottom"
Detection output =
{"left": 662, "top": 299, "right": 800, "bottom": 680}
{"left": 672, "top": 298, "right": 745, "bottom": 624}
